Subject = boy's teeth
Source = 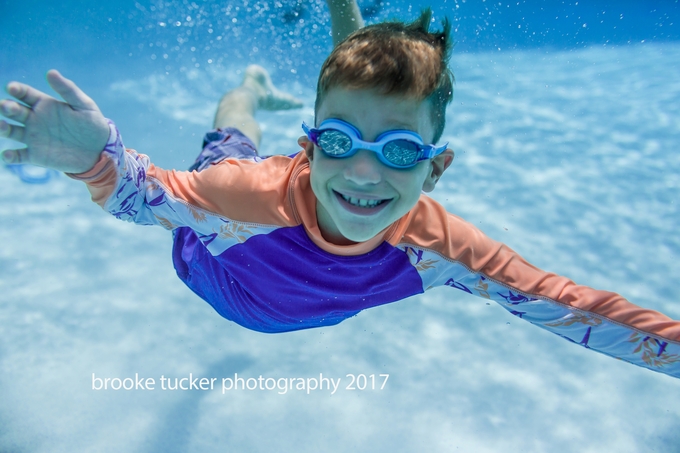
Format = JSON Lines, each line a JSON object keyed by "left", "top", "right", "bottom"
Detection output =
{"left": 341, "top": 194, "right": 384, "bottom": 208}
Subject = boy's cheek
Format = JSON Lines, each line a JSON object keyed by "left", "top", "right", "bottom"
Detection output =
{"left": 307, "top": 162, "right": 330, "bottom": 202}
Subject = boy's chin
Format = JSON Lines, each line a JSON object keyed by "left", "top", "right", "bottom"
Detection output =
{"left": 336, "top": 222, "right": 391, "bottom": 243}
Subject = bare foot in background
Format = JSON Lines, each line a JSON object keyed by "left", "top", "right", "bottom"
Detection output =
{"left": 241, "top": 65, "right": 303, "bottom": 110}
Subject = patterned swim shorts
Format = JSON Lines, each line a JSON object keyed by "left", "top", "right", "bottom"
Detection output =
{"left": 188, "top": 128, "right": 259, "bottom": 172}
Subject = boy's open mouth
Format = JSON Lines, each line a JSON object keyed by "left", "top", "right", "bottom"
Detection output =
{"left": 333, "top": 190, "right": 391, "bottom": 214}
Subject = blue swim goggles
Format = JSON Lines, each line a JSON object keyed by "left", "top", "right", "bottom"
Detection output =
{"left": 302, "top": 118, "right": 448, "bottom": 169}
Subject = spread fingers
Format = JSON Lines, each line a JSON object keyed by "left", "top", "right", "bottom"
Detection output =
{"left": 0, "top": 148, "right": 30, "bottom": 165}
{"left": 0, "top": 120, "right": 26, "bottom": 143}
{"left": 5, "top": 81, "right": 49, "bottom": 108}
{"left": 0, "top": 99, "right": 31, "bottom": 124}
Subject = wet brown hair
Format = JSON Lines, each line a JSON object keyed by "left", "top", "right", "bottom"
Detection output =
{"left": 315, "top": 9, "right": 454, "bottom": 143}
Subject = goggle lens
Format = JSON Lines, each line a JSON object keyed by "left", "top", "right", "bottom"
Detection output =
{"left": 383, "top": 140, "right": 419, "bottom": 167}
{"left": 317, "top": 130, "right": 352, "bottom": 156}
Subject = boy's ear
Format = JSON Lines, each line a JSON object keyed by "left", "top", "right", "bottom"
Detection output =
{"left": 298, "top": 135, "right": 315, "bottom": 161}
{"left": 422, "top": 148, "right": 454, "bottom": 193}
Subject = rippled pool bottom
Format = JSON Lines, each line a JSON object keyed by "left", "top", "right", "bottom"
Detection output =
{"left": 0, "top": 43, "right": 679, "bottom": 452}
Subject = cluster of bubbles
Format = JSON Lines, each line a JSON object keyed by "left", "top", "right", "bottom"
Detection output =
{"left": 126, "top": 0, "right": 390, "bottom": 87}
{"left": 126, "top": 0, "right": 679, "bottom": 82}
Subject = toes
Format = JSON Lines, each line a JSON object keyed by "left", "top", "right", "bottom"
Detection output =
{"left": 259, "top": 91, "right": 304, "bottom": 110}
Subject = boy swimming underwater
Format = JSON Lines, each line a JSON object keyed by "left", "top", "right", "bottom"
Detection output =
{"left": 0, "top": 2, "right": 679, "bottom": 379}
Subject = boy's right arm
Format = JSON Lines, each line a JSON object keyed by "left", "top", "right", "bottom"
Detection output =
{"left": 0, "top": 71, "right": 202, "bottom": 231}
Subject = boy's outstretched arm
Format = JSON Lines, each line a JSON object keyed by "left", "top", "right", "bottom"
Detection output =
{"left": 0, "top": 70, "right": 109, "bottom": 174}
{"left": 326, "top": 0, "right": 364, "bottom": 46}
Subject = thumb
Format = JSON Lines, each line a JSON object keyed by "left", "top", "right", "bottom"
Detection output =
{"left": 46, "top": 70, "right": 98, "bottom": 111}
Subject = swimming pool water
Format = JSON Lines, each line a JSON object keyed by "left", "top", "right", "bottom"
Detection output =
{"left": 1, "top": 1, "right": 679, "bottom": 452}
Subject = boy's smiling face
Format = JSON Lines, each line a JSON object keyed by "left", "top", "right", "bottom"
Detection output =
{"left": 299, "top": 87, "right": 454, "bottom": 245}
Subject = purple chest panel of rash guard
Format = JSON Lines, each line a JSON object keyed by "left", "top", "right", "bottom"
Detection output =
{"left": 172, "top": 225, "right": 424, "bottom": 333}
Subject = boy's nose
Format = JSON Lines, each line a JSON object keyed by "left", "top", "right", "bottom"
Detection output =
{"left": 343, "top": 149, "right": 383, "bottom": 185}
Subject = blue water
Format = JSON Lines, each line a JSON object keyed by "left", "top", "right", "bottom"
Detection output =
{"left": 1, "top": 1, "right": 680, "bottom": 452}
